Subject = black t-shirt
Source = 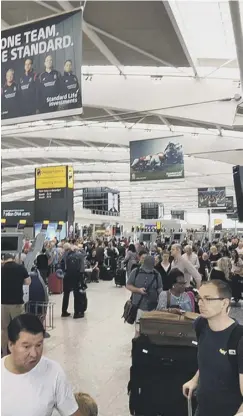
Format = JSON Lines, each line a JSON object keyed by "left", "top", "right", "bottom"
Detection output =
{"left": 36, "top": 254, "right": 48, "bottom": 270}
{"left": 209, "top": 252, "right": 222, "bottom": 263}
{"left": 96, "top": 247, "right": 104, "bottom": 263}
{"left": 1, "top": 262, "right": 29, "bottom": 305}
{"left": 210, "top": 268, "right": 227, "bottom": 282}
{"left": 195, "top": 318, "right": 243, "bottom": 416}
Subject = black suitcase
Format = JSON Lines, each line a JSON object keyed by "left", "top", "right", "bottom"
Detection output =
{"left": 99, "top": 264, "right": 113, "bottom": 281}
{"left": 129, "top": 335, "right": 197, "bottom": 416}
{"left": 232, "top": 274, "right": 243, "bottom": 302}
{"left": 76, "top": 290, "right": 88, "bottom": 313}
{"left": 115, "top": 269, "right": 126, "bottom": 287}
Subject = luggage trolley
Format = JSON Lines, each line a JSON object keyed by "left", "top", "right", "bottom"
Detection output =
{"left": 26, "top": 301, "right": 55, "bottom": 330}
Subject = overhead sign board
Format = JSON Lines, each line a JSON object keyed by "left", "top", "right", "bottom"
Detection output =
{"left": 1, "top": 9, "right": 83, "bottom": 125}
{"left": 1, "top": 201, "right": 34, "bottom": 226}
{"left": 214, "top": 219, "right": 223, "bottom": 231}
{"left": 171, "top": 210, "right": 185, "bottom": 220}
{"left": 35, "top": 166, "right": 67, "bottom": 189}
{"left": 34, "top": 165, "right": 74, "bottom": 222}
{"left": 212, "top": 196, "right": 234, "bottom": 213}
{"left": 130, "top": 137, "right": 184, "bottom": 181}
{"left": 198, "top": 187, "right": 226, "bottom": 208}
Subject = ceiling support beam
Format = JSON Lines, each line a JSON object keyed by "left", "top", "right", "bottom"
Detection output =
{"left": 57, "top": 1, "right": 73, "bottom": 12}
{"left": 203, "top": 58, "right": 237, "bottom": 79}
{"left": 217, "top": 125, "right": 223, "bottom": 136}
{"left": 34, "top": 1, "right": 60, "bottom": 13}
{"left": 104, "top": 108, "right": 126, "bottom": 124}
{"left": 83, "top": 22, "right": 126, "bottom": 76}
{"left": 2, "top": 160, "right": 18, "bottom": 167}
{"left": 1, "top": 19, "right": 9, "bottom": 29}
{"left": 57, "top": 1, "right": 126, "bottom": 76}
{"left": 157, "top": 115, "right": 172, "bottom": 131}
{"left": 163, "top": 1, "right": 198, "bottom": 78}
{"left": 12, "top": 136, "right": 39, "bottom": 148}
{"left": 128, "top": 116, "right": 148, "bottom": 130}
{"left": 85, "top": 22, "right": 185, "bottom": 71}
{"left": 229, "top": 0, "right": 243, "bottom": 93}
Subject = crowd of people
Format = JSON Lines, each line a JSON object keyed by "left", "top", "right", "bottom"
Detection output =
{"left": 1, "top": 233, "right": 243, "bottom": 416}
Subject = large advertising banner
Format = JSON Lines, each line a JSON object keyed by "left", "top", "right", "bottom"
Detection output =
{"left": 198, "top": 187, "right": 226, "bottom": 208}
{"left": 212, "top": 196, "right": 234, "bottom": 213}
{"left": 108, "top": 192, "right": 119, "bottom": 213}
{"left": 171, "top": 210, "right": 185, "bottom": 220}
{"left": 130, "top": 137, "right": 184, "bottom": 181}
{"left": 1, "top": 9, "right": 82, "bottom": 125}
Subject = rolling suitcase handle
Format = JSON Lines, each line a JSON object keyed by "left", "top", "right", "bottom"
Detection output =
{"left": 187, "top": 398, "right": 192, "bottom": 416}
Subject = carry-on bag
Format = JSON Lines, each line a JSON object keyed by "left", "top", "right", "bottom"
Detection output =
{"left": 129, "top": 336, "right": 198, "bottom": 416}
{"left": 122, "top": 273, "right": 158, "bottom": 324}
{"left": 115, "top": 268, "right": 126, "bottom": 287}
{"left": 76, "top": 290, "right": 88, "bottom": 313}
{"left": 48, "top": 272, "right": 63, "bottom": 294}
{"left": 139, "top": 310, "right": 200, "bottom": 346}
{"left": 99, "top": 264, "right": 113, "bottom": 281}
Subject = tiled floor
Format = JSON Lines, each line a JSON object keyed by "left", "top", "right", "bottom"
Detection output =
{"left": 47, "top": 282, "right": 243, "bottom": 416}
{"left": 46, "top": 281, "right": 133, "bottom": 416}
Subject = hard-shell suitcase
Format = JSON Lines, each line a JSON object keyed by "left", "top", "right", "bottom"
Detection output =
{"left": 139, "top": 311, "right": 199, "bottom": 346}
{"left": 99, "top": 264, "right": 113, "bottom": 281}
{"left": 48, "top": 272, "right": 63, "bottom": 294}
{"left": 129, "top": 335, "right": 197, "bottom": 416}
{"left": 115, "top": 269, "right": 126, "bottom": 287}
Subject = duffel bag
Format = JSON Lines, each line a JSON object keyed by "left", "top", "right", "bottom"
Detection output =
{"left": 139, "top": 311, "right": 200, "bottom": 346}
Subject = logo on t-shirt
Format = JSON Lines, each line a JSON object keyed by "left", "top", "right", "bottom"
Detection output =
{"left": 219, "top": 348, "right": 227, "bottom": 355}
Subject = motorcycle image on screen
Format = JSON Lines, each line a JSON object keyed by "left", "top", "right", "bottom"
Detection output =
{"left": 131, "top": 142, "right": 183, "bottom": 172}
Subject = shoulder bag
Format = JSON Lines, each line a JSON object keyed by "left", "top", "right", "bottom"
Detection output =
{"left": 122, "top": 270, "right": 157, "bottom": 325}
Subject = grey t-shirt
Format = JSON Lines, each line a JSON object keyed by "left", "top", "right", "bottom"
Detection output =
{"left": 127, "top": 267, "right": 163, "bottom": 311}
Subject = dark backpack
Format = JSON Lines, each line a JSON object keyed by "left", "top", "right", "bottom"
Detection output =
{"left": 195, "top": 318, "right": 243, "bottom": 379}
{"left": 66, "top": 252, "right": 81, "bottom": 274}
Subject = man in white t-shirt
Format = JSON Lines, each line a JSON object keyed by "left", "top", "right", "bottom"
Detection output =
{"left": 1, "top": 313, "right": 81, "bottom": 416}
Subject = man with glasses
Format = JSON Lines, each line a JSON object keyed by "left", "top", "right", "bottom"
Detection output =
{"left": 183, "top": 280, "right": 243, "bottom": 416}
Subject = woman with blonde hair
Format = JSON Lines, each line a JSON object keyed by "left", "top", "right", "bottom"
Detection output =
{"left": 210, "top": 257, "right": 231, "bottom": 282}
{"left": 209, "top": 245, "right": 221, "bottom": 265}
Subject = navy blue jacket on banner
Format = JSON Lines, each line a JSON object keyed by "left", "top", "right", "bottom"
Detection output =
{"left": 38, "top": 69, "right": 61, "bottom": 113}
{"left": 1, "top": 82, "right": 20, "bottom": 119}
{"left": 19, "top": 70, "right": 38, "bottom": 116}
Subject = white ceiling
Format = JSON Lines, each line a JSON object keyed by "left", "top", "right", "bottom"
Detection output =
{"left": 1, "top": 1, "right": 243, "bottom": 218}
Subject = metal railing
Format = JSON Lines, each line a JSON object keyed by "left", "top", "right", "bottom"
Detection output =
{"left": 26, "top": 301, "right": 55, "bottom": 330}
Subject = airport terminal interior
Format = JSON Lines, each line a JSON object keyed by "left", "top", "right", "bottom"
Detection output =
{"left": 1, "top": 1, "right": 243, "bottom": 416}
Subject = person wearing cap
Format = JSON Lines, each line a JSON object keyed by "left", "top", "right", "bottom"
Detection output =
{"left": 126, "top": 255, "right": 163, "bottom": 336}
{"left": 1, "top": 254, "right": 31, "bottom": 356}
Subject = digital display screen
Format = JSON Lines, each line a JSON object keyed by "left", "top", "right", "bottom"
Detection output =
{"left": 1, "top": 236, "right": 19, "bottom": 251}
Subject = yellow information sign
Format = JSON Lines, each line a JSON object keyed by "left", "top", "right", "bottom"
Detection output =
{"left": 68, "top": 166, "right": 74, "bottom": 189}
{"left": 35, "top": 166, "right": 67, "bottom": 190}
